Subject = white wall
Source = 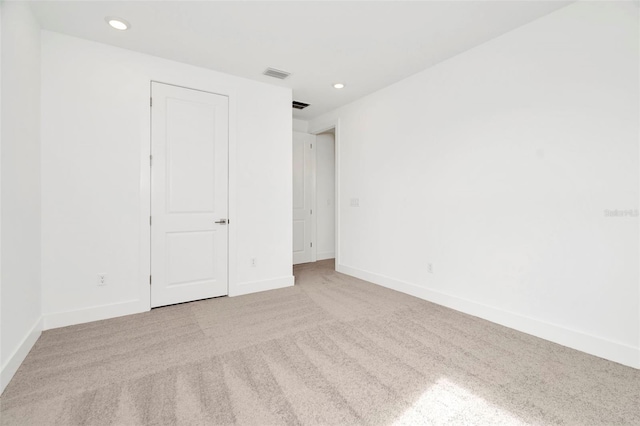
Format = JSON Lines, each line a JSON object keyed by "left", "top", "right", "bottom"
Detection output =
{"left": 316, "top": 133, "right": 335, "bottom": 260}
{"left": 293, "top": 118, "right": 309, "bottom": 133}
{"left": 41, "top": 31, "right": 293, "bottom": 328}
{"left": 310, "top": 1, "right": 640, "bottom": 368}
{"left": 0, "top": 2, "right": 42, "bottom": 393}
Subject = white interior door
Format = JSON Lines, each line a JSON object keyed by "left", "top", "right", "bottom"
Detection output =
{"left": 293, "top": 131, "right": 315, "bottom": 265}
{"left": 151, "top": 82, "right": 228, "bottom": 308}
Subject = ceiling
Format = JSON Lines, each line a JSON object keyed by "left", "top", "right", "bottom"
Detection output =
{"left": 29, "top": 1, "right": 572, "bottom": 120}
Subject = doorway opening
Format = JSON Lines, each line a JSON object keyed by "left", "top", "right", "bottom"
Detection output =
{"left": 292, "top": 126, "right": 336, "bottom": 268}
{"left": 314, "top": 129, "right": 336, "bottom": 262}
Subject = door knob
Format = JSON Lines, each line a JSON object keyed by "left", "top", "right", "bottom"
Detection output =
{"left": 215, "top": 219, "right": 228, "bottom": 224}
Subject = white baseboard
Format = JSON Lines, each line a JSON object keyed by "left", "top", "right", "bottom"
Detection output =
{"left": 316, "top": 252, "right": 335, "bottom": 261}
{"left": 337, "top": 264, "right": 640, "bottom": 369}
{"left": 230, "top": 275, "right": 295, "bottom": 297}
{"left": 1, "top": 316, "right": 43, "bottom": 395}
{"left": 43, "top": 299, "right": 148, "bottom": 330}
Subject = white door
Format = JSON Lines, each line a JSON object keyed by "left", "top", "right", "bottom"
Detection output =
{"left": 293, "top": 131, "right": 315, "bottom": 264}
{"left": 151, "top": 82, "right": 228, "bottom": 308}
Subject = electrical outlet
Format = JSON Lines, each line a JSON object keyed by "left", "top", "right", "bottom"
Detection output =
{"left": 427, "top": 264, "right": 433, "bottom": 274}
{"left": 97, "top": 273, "right": 107, "bottom": 286}
{"left": 251, "top": 258, "right": 257, "bottom": 267}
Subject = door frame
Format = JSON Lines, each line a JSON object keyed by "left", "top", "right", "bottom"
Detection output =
{"left": 308, "top": 119, "right": 341, "bottom": 267}
{"left": 140, "top": 79, "right": 237, "bottom": 311}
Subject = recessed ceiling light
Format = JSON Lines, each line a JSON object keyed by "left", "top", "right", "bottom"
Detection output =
{"left": 105, "top": 17, "right": 130, "bottom": 31}
{"left": 333, "top": 83, "right": 345, "bottom": 89}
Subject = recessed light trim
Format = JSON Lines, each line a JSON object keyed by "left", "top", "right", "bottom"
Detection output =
{"left": 333, "top": 83, "right": 345, "bottom": 89}
{"left": 105, "top": 17, "right": 130, "bottom": 31}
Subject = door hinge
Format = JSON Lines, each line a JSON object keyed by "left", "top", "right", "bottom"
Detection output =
{"left": 150, "top": 155, "right": 152, "bottom": 166}
{"left": 310, "top": 242, "right": 313, "bottom": 248}
{"left": 310, "top": 143, "right": 313, "bottom": 149}
{"left": 149, "top": 275, "right": 152, "bottom": 285}
{"left": 310, "top": 209, "right": 313, "bottom": 215}
{"left": 150, "top": 216, "right": 152, "bottom": 226}
{"left": 150, "top": 97, "right": 153, "bottom": 107}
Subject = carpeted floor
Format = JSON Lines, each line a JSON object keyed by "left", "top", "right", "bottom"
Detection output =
{"left": 1, "top": 259, "right": 639, "bottom": 425}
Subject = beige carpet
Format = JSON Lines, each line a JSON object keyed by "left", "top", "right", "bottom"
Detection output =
{"left": 1, "top": 259, "right": 639, "bottom": 425}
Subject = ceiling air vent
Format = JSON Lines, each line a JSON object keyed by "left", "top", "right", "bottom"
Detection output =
{"left": 263, "top": 67, "right": 291, "bottom": 80}
{"left": 292, "top": 101, "right": 310, "bottom": 110}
